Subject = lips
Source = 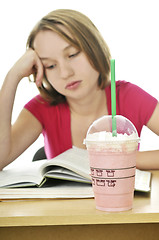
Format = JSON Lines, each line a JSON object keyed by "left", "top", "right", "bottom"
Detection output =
{"left": 65, "top": 80, "right": 82, "bottom": 90}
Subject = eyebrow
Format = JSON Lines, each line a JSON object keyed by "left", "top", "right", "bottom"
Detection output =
{"left": 39, "top": 44, "right": 74, "bottom": 60}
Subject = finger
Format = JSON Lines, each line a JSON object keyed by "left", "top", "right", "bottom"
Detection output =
{"left": 35, "top": 60, "right": 44, "bottom": 87}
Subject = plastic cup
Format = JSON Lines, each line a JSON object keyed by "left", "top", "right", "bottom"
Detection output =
{"left": 84, "top": 115, "right": 139, "bottom": 212}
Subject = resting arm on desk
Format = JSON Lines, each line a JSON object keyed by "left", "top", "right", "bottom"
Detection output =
{"left": 137, "top": 150, "right": 159, "bottom": 170}
{"left": 136, "top": 102, "right": 159, "bottom": 170}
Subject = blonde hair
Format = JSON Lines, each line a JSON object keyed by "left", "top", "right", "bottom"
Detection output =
{"left": 27, "top": 9, "right": 111, "bottom": 105}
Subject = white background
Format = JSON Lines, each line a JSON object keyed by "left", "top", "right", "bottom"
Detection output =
{"left": 0, "top": 0, "right": 158, "bottom": 169}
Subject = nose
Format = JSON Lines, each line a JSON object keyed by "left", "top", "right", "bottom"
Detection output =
{"left": 59, "top": 61, "right": 74, "bottom": 79}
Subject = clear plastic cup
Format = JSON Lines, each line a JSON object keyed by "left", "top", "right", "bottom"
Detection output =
{"left": 84, "top": 115, "right": 140, "bottom": 212}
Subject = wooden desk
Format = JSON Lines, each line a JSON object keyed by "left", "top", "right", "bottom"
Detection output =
{"left": 0, "top": 171, "right": 159, "bottom": 240}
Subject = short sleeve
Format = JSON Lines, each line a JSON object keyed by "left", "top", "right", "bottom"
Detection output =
{"left": 24, "top": 95, "right": 72, "bottom": 159}
{"left": 24, "top": 95, "right": 49, "bottom": 128}
{"left": 116, "top": 81, "right": 158, "bottom": 136}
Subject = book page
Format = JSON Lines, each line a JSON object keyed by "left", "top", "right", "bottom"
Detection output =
{"left": 0, "top": 147, "right": 90, "bottom": 188}
{"left": 0, "top": 182, "right": 94, "bottom": 199}
{"left": 45, "top": 167, "right": 91, "bottom": 183}
{"left": 40, "top": 147, "right": 91, "bottom": 179}
{"left": 0, "top": 160, "right": 44, "bottom": 188}
{"left": 135, "top": 169, "right": 151, "bottom": 192}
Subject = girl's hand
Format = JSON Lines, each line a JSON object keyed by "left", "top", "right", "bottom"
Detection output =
{"left": 10, "top": 48, "right": 44, "bottom": 86}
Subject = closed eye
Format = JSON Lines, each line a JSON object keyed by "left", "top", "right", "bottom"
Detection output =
{"left": 45, "top": 64, "right": 56, "bottom": 69}
{"left": 69, "top": 51, "right": 80, "bottom": 58}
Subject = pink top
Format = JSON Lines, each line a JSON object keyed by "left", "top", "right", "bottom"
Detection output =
{"left": 24, "top": 81, "right": 158, "bottom": 159}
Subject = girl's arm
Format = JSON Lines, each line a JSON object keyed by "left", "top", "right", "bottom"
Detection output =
{"left": 0, "top": 49, "right": 43, "bottom": 170}
{"left": 136, "top": 102, "right": 159, "bottom": 170}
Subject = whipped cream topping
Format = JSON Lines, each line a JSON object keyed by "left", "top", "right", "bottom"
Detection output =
{"left": 86, "top": 131, "right": 138, "bottom": 142}
{"left": 85, "top": 131, "right": 139, "bottom": 153}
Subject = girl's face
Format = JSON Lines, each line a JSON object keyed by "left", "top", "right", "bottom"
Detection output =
{"left": 33, "top": 27, "right": 100, "bottom": 102}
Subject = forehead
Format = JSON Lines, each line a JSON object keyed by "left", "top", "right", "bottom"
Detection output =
{"left": 33, "top": 29, "right": 77, "bottom": 59}
{"left": 33, "top": 24, "right": 75, "bottom": 47}
{"left": 34, "top": 30, "right": 67, "bottom": 46}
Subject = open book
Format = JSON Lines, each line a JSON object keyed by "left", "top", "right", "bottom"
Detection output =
{"left": 0, "top": 147, "right": 151, "bottom": 200}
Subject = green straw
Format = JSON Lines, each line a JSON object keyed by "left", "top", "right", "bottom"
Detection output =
{"left": 111, "top": 59, "right": 117, "bottom": 137}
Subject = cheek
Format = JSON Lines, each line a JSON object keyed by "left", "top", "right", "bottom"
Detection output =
{"left": 45, "top": 72, "right": 57, "bottom": 87}
{"left": 81, "top": 62, "right": 99, "bottom": 80}
{"left": 46, "top": 76, "right": 64, "bottom": 94}
{"left": 48, "top": 78, "right": 59, "bottom": 89}
{"left": 77, "top": 56, "right": 99, "bottom": 77}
